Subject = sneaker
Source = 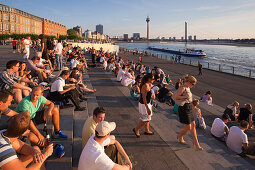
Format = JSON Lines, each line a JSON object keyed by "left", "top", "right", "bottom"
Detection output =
{"left": 74, "top": 107, "right": 86, "bottom": 111}
{"left": 55, "top": 144, "right": 65, "bottom": 158}
{"left": 53, "top": 130, "right": 68, "bottom": 139}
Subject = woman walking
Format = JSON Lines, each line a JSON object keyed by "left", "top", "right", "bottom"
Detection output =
{"left": 176, "top": 75, "right": 203, "bottom": 150}
{"left": 133, "top": 74, "right": 155, "bottom": 137}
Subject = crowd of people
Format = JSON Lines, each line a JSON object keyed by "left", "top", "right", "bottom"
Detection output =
{"left": 0, "top": 35, "right": 100, "bottom": 169}
{"left": 0, "top": 36, "right": 254, "bottom": 169}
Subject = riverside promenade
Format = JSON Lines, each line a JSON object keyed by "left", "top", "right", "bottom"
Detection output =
{"left": 1, "top": 45, "right": 255, "bottom": 169}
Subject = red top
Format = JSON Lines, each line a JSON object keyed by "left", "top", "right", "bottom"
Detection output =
{"left": 12, "top": 40, "right": 17, "bottom": 46}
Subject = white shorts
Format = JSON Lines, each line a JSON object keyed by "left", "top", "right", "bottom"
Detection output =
{"left": 139, "top": 102, "right": 152, "bottom": 121}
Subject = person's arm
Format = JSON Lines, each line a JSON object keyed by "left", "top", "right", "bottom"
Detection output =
{"left": 109, "top": 139, "right": 132, "bottom": 170}
{"left": 20, "top": 77, "right": 37, "bottom": 86}
{"left": 224, "top": 126, "right": 229, "bottom": 135}
{"left": 29, "top": 121, "right": 45, "bottom": 146}
{"left": 249, "top": 114, "right": 253, "bottom": 128}
{"left": 242, "top": 143, "right": 248, "bottom": 150}
{"left": 43, "top": 100, "right": 55, "bottom": 123}
{"left": 12, "top": 83, "right": 32, "bottom": 92}
{"left": 59, "top": 85, "right": 75, "bottom": 94}
{"left": 5, "top": 110, "right": 19, "bottom": 117}
{"left": 175, "top": 87, "right": 187, "bottom": 100}
{"left": 2, "top": 143, "right": 53, "bottom": 170}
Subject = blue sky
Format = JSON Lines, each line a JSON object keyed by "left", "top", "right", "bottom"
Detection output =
{"left": 2, "top": 0, "right": 255, "bottom": 39}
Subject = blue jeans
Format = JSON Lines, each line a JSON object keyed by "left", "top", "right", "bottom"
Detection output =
{"left": 55, "top": 54, "right": 63, "bottom": 70}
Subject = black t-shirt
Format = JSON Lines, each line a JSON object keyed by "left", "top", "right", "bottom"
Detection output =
{"left": 237, "top": 108, "right": 252, "bottom": 121}
{"left": 158, "top": 87, "right": 169, "bottom": 100}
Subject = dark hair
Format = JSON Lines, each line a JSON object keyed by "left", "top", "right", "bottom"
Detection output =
{"left": 222, "top": 114, "right": 230, "bottom": 120}
{"left": 32, "top": 56, "right": 40, "bottom": 61}
{"left": 122, "top": 65, "right": 126, "bottom": 70}
{"left": 6, "top": 60, "right": 19, "bottom": 69}
{"left": 95, "top": 130, "right": 105, "bottom": 138}
{"left": 205, "top": 91, "right": 212, "bottom": 95}
{"left": 93, "top": 107, "right": 106, "bottom": 117}
{"left": 0, "top": 90, "right": 12, "bottom": 103}
{"left": 58, "top": 39, "right": 61, "bottom": 43}
{"left": 60, "top": 70, "right": 70, "bottom": 76}
{"left": 7, "top": 111, "right": 31, "bottom": 138}
{"left": 239, "top": 120, "right": 249, "bottom": 128}
{"left": 140, "top": 73, "right": 153, "bottom": 89}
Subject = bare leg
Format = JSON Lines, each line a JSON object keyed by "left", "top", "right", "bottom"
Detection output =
{"left": 28, "top": 132, "right": 44, "bottom": 147}
{"left": 145, "top": 121, "right": 153, "bottom": 133}
{"left": 51, "top": 106, "right": 60, "bottom": 132}
{"left": 135, "top": 120, "right": 146, "bottom": 135}
{"left": 13, "top": 88, "right": 23, "bottom": 103}
{"left": 177, "top": 124, "right": 191, "bottom": 143}
{"left": 190, "top": 121, "right": 203, "bottom": 150}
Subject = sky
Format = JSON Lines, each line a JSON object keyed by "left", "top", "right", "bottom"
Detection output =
{"left": 1, "top": 0, "right": 255, "bottom": 39}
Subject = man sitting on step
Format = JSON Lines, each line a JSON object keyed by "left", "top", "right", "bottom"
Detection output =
{"left": 15, "top": 85, "right": 68, "bottom": 147}
{"left": 81, "top": 107, "right": 124, "bottom": 165}
{"left": 49, "top": 70, "right": 86, "bottom": 111}
{"left": 0, "top": 111, "right": 53, "bottom": 170}
{"left": 79, "top": 121, "right": 132, "bottom": 170}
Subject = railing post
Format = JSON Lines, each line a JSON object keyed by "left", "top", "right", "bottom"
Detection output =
{"left": 232, "top": 67, "right": 234, "bottom": 74}
{"left": 182, "top": 58, "right": 184, "bottom": 64}
{"left": 190, "top": 59, "right": 191, "bottom": 65}
{"left": 219, "top": 64, "right": 221, "bottom": 72}
{"left": 249, "top": 70, "right": 251, "bottom": 78}
{"left": 208, "top": 63, "right": 209, "bottom": 69}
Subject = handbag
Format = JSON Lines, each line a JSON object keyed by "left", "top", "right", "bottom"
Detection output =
{"left": 172, "top": 88, "right": 187, "bottom": 106}
{"left": 198, "top": 117, "right": 206, "bottom": 129}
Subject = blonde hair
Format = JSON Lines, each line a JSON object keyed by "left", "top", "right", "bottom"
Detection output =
{"left": 244, "top": 103, "right": 252, "bottom": 111}
{"left": 192, "top": 99, "right": 199, "bottom": 106}
{"left": 232, "top": 101, "right": 239, "bottom": 107}
{"left": 184, "top": 74, "right": 197, "bottom": 84}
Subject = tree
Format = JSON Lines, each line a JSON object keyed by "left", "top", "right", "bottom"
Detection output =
{"left": 67, "top": 29, "right": 79, "bottom": 40}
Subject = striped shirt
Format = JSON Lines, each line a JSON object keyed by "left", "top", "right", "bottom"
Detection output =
{"left": 0, "top": 70, "right": 21, "bottom": 91}
{"left": 0, "top": 130, "right": 18, "bottom": 167}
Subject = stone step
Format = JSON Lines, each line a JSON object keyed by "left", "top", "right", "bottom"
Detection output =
{"left": 45, "top": 106, "right": 74, "bottom": 170}
{"left": 104, "top": 69, "right": 255, "bottom": 169}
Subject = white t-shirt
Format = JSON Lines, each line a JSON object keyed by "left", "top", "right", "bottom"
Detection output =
{"left": 116, "top": 69, "right": 125, "bottom": 81}
{"left": 226, "top": 126, "right": 248, "bottom": 154}
{"left": 51, "top": 77, "right": 65, "bottom": 92}
{"left": 71, "top": 59, "right": 79, "bottom": 69}
{"left": 23, "top": 39, "right": 30, "bottom": 50}
{"left": 78, "top": 135, "right": 115, "bottom": 170}
{"left": 211, "top": 118, "right": 227, "bottom": 138}
{"left": 55, "top": 43, "right": 63, "bottom": 55}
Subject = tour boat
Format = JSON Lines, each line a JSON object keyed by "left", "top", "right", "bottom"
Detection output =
{"left": 148, "top": 47, "right": 206, "bottom": 57}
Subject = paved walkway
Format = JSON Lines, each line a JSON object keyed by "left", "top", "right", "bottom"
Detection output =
{"left": 88, "top": 67, "right": 187, "bottom": 170}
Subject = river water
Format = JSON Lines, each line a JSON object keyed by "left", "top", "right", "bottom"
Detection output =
{"left": 118, "top": 42, "right": 255, "bottom": 78}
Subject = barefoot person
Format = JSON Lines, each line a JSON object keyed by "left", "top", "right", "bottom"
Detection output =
{"left": 176, "top": 75, "right": 203, "bottom": 150}
{"left": 133, "top": 73, "right": 155, "bottom": 138}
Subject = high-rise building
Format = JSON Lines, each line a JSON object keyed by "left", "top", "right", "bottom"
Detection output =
{"left": 85, "top": 29, "right": 92, "bottom": 39}
{"left": 96, "top": 24, "right": 103, "bottom": 34}
{"left": 123, "top": 34, "right": 128, "bottom": 41}
{"left": 133, "top": 33, "right": 140, "bottom": 40}
{"left": 73, "top": 26, "right": 82, "bottom": 37}
{"left": 0, "top": 4, "right": 66, "bottom": 36}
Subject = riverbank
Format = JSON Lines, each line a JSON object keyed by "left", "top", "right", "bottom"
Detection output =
{"left": 115, "top": 40, "right": 255, "bottom": 47}
{"left": 119, "top": 50, "right": 255, "bottom": 111}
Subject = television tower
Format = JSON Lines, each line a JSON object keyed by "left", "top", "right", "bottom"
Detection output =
{"left": 146, "top": 16, "right": 150, "bottom": 40}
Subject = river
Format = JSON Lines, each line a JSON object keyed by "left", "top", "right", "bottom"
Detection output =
{"left": 118, "top": 42, "right": 255, "bottom": 78}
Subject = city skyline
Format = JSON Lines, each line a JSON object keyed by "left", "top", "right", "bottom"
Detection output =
{"left": 2, "top": 0, "right": 255, "bottom": 39}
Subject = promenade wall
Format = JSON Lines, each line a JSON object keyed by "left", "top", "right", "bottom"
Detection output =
{"left": 70, "top": 43, "right": 119, "bottom": 53}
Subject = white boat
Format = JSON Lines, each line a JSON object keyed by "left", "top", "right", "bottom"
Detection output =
{"left": 181, "top": 48, "right": 206, "bottom": 57}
